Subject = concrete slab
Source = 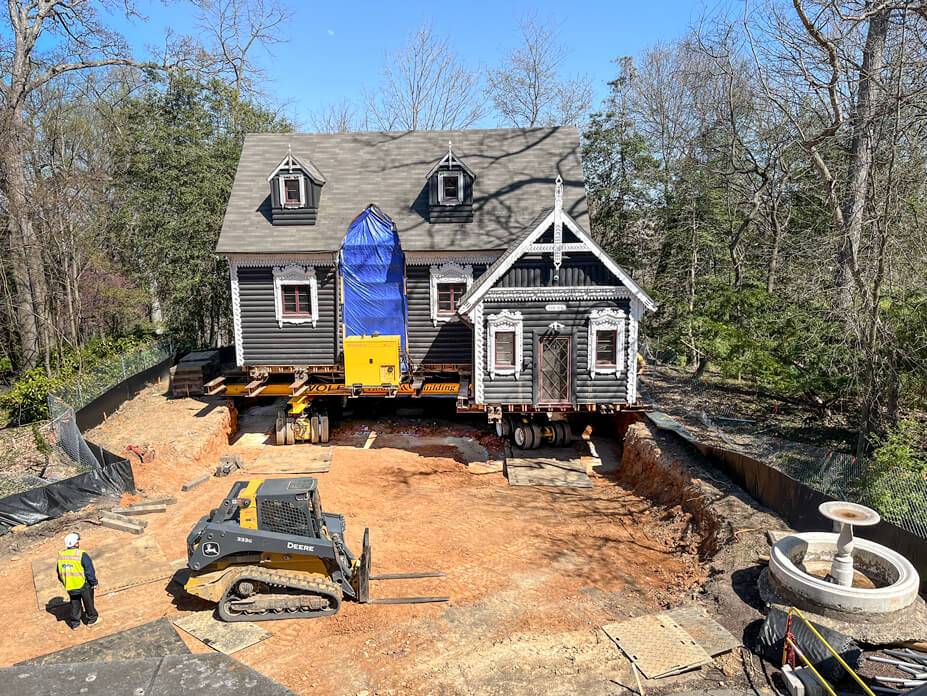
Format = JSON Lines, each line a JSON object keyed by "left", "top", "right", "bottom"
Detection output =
{"left": 173, "top": 611, "right": 271, "bottom": 654}
{"left": 18, "top": 618, "right": 189, "bottom": 666}
{"left": 506, "top": 449, "right": 592, "bottom": 488}
{"left": 247, "top": 445, "right": 333, "bottom": 474}
{"left": 0, "top": 654, "right": 296, "bottom": 695}
{"left": 33, "top": 535, "right": 173, "bottom": 609}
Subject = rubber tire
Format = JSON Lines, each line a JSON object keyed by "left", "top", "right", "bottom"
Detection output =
{"left": 310, "top": 415, "right": 320, "bottom": 444}
{"left": 285, "top": 418, "right": 295, "bottom": 445}
{"left": 556, "top": 422, "right": 571, "bottom": 446}
{"left": 496, "top": 418, "right": 512, "bottom": 438}
{"left": 275, "top": 409, "right": 286, "bottom": 446}
{"left": 513, "top": 424, "right": 529, "bottom": 449}
{"left": 320, "top": 415, "right": 330, "bottom": 443}
{"left": 529, "top": 423, "right": 544, "bottom": 449}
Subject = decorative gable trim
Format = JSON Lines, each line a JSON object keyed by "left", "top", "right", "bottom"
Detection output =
{"left": 587, "top": 308, "right": 626, "bottom": 378}
{"left": 487, "top": 310, "right": 523, "bottom": 379}
{"left": 429, "top": 262, "right": 473, "bottom": 326}
{"left": 456, "top": 180, "right": 657, "bottom": 315}
{"left": 272, "top": 264, "right": 318, "bottom": 329}
{"left": 425, "top": 141, "right": 476, "bottom": 179}
{"left": 266, "top": 149, "right": 326, "bottom": 184}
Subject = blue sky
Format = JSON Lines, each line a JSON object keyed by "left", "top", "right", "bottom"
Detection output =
{"left": 105, "top": 0, "right": 705, "bottom": 129}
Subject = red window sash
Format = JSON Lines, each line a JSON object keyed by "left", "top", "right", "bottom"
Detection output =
{"left": 281, "top": 285, "right": 311, "bottom": 316}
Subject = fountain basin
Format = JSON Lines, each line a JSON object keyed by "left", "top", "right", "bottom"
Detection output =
{"left": 769, "top": 532, "right": 919, "bottom": 615}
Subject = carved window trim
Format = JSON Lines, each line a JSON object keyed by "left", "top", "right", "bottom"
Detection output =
{"left": 272, "top": 264, "right": 318, "bottom": 328}
{"left": 429, "top": 262, "right": 473, "bottom": 326}
{"left": 487, "top": 310, "right": 523, "bottom": 379}
{"left": 587, "top": 308, "right": 625, "bottom": 378}
{"left": 437, "top": 171, "right": 463, "bottom": 205}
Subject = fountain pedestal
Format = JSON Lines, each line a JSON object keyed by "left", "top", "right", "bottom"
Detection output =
{"left": 818, "top": 501, "right": 880, "bottom": 587}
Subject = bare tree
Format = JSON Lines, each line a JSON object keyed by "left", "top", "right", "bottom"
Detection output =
{"left": 486, "top": 16, "right": 592, "bottom": 127}
{"left": 310, "top": 100, "right": 360, "bottom": 133}
{"left": 0, "top": 0, "right": 149, "bottom": 369}
{"left": 194, "top": 0, "right": 292, "bottom": 104}
{"left": 364, "top": 23, "right": 484, "bottom": 131}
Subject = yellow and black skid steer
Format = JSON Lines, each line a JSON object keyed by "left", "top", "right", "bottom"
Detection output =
{"left": 183, "top": 477, "right": 447, "bottom": 621}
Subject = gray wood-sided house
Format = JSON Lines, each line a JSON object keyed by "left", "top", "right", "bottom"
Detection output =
{"left": 217, "top": 127, "right": 655, "bottom": 421}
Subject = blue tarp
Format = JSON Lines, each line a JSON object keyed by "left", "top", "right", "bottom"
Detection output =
{"left": 340, "top": 206, "right": 409, "bottom": 352}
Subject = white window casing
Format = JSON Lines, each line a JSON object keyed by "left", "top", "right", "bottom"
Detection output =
{"left": 279, "top": 174, "right": 305, "bottom": 208}
{"left": 272, "top": 264, "right": 318, "bottom": 328}
{"left": 487, "top": 310, "right": 523, "bottom": 379}
{"left": 429, "top": 262, "right": 473, "bottom": 326}
{"left": 437, "top": 171, "right": 463, "bottom": 205}
{"left": 588, "top": 308, "right": 626, "bottom": 378}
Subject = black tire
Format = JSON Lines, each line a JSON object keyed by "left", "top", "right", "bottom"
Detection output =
{"left": 553, "top": 422, "right": 569, "bottom": 447}
{"left": 529, "top": 423, "right": 544, "bottom": 449}
{"left": 495, "top": 418, "right": 511, "bottom": 438}
{"left": 513, "top": 424, "right": 529, "bottom": 449}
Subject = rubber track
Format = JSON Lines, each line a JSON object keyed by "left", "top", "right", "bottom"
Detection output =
{"left": 217, "top": 566, "right": 344, "bottom": 622}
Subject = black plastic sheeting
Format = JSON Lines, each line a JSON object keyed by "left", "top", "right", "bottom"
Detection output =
{"left": 0, "top": 458, "right": 135, "bottom": 535}
{"left": 753, "top": 607, "right": 861, "bottom": 682}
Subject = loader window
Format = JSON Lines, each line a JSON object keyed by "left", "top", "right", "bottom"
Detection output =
{"left": 259, "top": 499, "right": 314, "bottom": 538}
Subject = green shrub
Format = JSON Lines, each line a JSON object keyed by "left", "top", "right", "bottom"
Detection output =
{"left": 0, "top": 368, "right": 63, "bottom": 423}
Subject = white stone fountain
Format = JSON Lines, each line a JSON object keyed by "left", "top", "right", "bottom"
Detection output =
{"left": 817, "top": 501, "right": 881, "bottom": 587}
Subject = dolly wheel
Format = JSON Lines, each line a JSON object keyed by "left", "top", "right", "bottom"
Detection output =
{"left": 513, "top": 424, "right": 529, "bottom": 449}
{"left": 285, "top": 417, "right": 295, "bottom": 445}
{"left": 320, "top": 415, "right": 330, "bottom": 443}
{"left": 529, "top": 423, "right": 544, "bottom": 449}
{"left": 310, "top": 415, "right": 320, "bottom": 444}
{"left": 275, "top": 409, "right": 286, "bottom": 446}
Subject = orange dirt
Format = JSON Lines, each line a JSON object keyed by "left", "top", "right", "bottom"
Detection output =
{"left": 0, "top": 392, "right": 706, "bottom": 695}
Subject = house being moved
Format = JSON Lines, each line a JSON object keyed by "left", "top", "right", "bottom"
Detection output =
{"left": 215, "top": 127, "right": 656, "bottom": 447}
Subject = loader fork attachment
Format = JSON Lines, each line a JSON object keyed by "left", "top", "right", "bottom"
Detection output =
{"left": 356, "top": 527, "right": 449, "bottom": 606}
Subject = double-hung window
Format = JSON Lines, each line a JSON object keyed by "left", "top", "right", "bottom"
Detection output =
{"left": 437, "top": 282, "right": 466, "bottom": 315}
{"left": 595, "top": 330, "right": 617, "bottom": 367}
{"left": 494, "top": 331, "right": 516, "bottom": 369}
{"left": 281, "top": 284, "right": 311, "bottom": 318}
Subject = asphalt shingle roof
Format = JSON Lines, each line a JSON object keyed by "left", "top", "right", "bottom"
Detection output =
{"left": 216, "top": 127, "right": 588, "bottom": 254}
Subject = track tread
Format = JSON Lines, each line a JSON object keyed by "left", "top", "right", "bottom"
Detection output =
{"left": 217, "top": 566, "right": 343, "bottom": 622}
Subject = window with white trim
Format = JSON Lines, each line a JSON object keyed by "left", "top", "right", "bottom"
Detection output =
{"left": 587, "top": 308, "right": 625, "bottom": 378}
{"left": 429, "top": 262, "right": 473, "bottom": 325}
{"left": 487, "top": 310, "right": 523, "bottom": 378}
{"left": 272, "top": 264, "right": 318, "bottom": 328}
{"left": 437, "top": 171, "right": 463, "bottom": 205}
{"left": 279, "top": 175, "right": 304, "bottom": 207}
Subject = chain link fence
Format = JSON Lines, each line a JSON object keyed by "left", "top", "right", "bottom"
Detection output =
{"left": 47, "top": 339, "right": 174, "bottom": 421}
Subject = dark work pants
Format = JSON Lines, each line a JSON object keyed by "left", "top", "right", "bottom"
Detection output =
{"left": 67, "top": 586, "right": 98, "bottom": 627}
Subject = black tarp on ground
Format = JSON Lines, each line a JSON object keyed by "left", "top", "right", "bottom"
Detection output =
{"left": 0, "top": 459, "right": 135, "bottom": 535}
{"left": 18, "top": 619, "right": 189, "bottom": 666}
{"left": 0, "top": 654, "right": 297, "bottom": 696}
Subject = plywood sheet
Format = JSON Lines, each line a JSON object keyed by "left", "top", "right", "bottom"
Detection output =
{"left": 603, "top": 613, "right": 712, "bottom": 679}
{"left": 506, "top": 449, "right": 592, "bottom": 488}
{"left": 666, "top": 605, "right": 740, "bottom": 657}
{"left": 247, "top": 445, "right": 333, "bottom": 474}
{"left": 173, "top": 611, "right": 271, "bottom": 654}
{"left": 19, "top": 618, "right": 190, "bottom": 665}
{"left": 33, "top": 535, "right": 173, "bottom": 609}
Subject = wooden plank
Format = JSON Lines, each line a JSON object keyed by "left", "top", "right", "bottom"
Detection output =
{"left": 204, "top": 376, "right": 226, "bottom": 388}
{"left": 32, "top": 536, "right": 173, "bottom": 609}
{"left": 288, "top": 375, "right": 308, "bottom": 392}
{"left": 182, "top": 474, "right": 210, "bottom": 491}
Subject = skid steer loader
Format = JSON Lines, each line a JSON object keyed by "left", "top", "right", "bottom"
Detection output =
{"left": 184, "top": 477, "right": 447, "bottom": 621}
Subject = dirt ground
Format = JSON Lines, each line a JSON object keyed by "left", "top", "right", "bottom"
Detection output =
{"left": 0, "top": 384, "right": 782, "bottom": 695}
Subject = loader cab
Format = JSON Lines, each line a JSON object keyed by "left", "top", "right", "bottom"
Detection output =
{"left": 253, "top": 477, "right": 325, "bottom": 539}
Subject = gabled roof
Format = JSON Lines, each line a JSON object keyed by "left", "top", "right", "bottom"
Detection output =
{"left": 457, "top": 189, "right": 657, "bottom": 314}
{"left": 216, "top": 127, "right": 588, "bottom": 254}
{"left": 266, "top": 150, "right": 326, "bottom": 184}
{"left": 425, "top": 142, "right": 476, "bottom": 179}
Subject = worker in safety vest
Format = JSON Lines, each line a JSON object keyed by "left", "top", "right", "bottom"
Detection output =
{"left": 56, "top": 532, "right": 99, "bottom": 629}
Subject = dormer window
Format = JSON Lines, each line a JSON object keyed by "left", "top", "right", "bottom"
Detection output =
{"left": 438, "top": 172, "right": 462, "bottom": 205}
{"left": 267, "top": 149, "right": 325, "bottom": 225}
{"left": 426, "top": 142, "right": 475, "bottom": 222}
{"left": 281, "top": 176, "right": 303, "bottom": 207}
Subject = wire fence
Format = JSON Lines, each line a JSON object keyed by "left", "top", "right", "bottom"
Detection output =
{"left": 47, "top": 339, "right": 174, "bottom": 421}
{"left": 695, "top": 410, "right": 927, "bottom": 541}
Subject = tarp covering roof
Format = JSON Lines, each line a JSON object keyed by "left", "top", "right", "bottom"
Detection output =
{"left": 339, "top": 205, "right": 408, "bottom": 351}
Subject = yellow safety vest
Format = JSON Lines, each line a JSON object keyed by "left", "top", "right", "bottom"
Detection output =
{"left": 57, "top": 549, "right": 86, "bottom": 592}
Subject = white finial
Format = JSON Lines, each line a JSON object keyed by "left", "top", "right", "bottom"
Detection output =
{"left": 448, "top": 140, "right": 454, "bottom": 167}
{"left": 555, "top": 175, "right": 563, "bottom": 210}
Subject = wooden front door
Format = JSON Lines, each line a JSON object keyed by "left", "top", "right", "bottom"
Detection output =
{"left": 538, "top": 335, "right": 571, "bottom": 405}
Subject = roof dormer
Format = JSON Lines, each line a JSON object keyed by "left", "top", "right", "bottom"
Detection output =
{"left": 267, "top": 149, "right": 325, "bottom": 225}
{"left": 426, "top": 142, "right": 474, "bottom": 223}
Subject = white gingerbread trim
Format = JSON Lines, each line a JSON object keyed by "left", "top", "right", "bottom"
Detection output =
{"left": 430, "top": 262, "right": 473, "bottom": 326}
{"left": 224, "top": 253, "right": 335, "bottom": 267}
{"left": 485, "top": 286, "right": 631, "bottom": 302}
{"left": 272, "top": 264, "right": 318, "bottom": 329}
{"left": 229, "top": 258, "right": 244, "bottom": 367}
{"left": 487, "top": 310, "right": 523, "bottom": 379}
{"left": 587, "top": 308, "right": 626, "bottom": 378}
{"left": 405, "top": 252, "right": 499, "bottom": 265}
{"left": 626, "top": 298, "right": 642, "bottom": 403}
{"left": 474, "top": 302, "right": 485, "bottom": 403}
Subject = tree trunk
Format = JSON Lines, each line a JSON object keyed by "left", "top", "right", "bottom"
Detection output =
{"left": 836, "top": 8, "right": 889, "bottom": 307}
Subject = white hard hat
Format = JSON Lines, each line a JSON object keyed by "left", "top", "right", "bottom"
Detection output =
{"left": 64, "top": 533, "right": 80, "bottom": 548}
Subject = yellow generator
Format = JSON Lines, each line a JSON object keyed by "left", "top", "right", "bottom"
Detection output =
{"left": 343, "top": 335, "right": 401, "bottom": 386}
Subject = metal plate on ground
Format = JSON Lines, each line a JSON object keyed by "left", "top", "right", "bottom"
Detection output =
{"left": 247, "top": 445, "right": 333, "bottom": 474}
{"left": 32, "top": 535, "right": 173, "bottom": 609}
{"left": 18, "top": 618, "right": 190, "bottom": 665}
{"left": 506, "top": 448, "right": 592, "bottom": 488}
{"left": 603, "top": 613, "right": 713, "bottom": 679}
{"left": 173, "top": 611, "right": 271, "bottom": 654}
{"left": 666, "top": 605, "right": 740, "bottom": 657}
